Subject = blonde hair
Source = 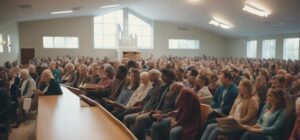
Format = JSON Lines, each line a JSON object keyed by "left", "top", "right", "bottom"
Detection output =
{"left": 42, "top": 69, "right": 54, "bottom": 79}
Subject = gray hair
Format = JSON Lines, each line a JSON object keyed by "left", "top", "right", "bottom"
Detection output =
{"left": 149, "top": 69, "right": 161, "bottom": 80}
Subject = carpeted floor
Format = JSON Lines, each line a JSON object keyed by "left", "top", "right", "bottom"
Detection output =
{"left": 8, "top": 114, "right": 36, "bottom": 140}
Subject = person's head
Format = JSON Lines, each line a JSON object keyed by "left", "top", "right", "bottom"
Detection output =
{"left": 277, "top": 69, "right": 287, "bottom": 76}
{"left": 221, "top": 69, "right": 232, "bottom": 86}
{"left": 254, "top": 76, "right": 266, "bottom": 89}
{"left": 148, "top": 69, "right": 161, "bottom": 82}
{"left": 187, "top": 68, "right": 198, "bottom": 85}
{"left": 116, "top": 65, "right": 128, "bottom": 80}
{"left": 296, "top": 97, "right": 300, "bottom": 116}
{"left": 238, "top": 79, "right": 253, "bottom": 99}
{"left": 103, "top": 64, "right": 116, "bottom": 79}
{"left": 20, "top": 69, "right": 30, "bottom": 80}
{"left": 160, "top": 68, "right": 176, "bottom": 84}
{"left": 285, "top": 74, "right": 293, "bottom": 88}
{"left": 209, "top": 73, "right": 219, "bottom": 84}
{"left": 140, "top": 72, "right": 150, "bottom": 85}
{"left": 28, "top": 64, "right": 36, "bottom": 75}
{"left": 65, "top": 63, "right": 75, "bottom": 73}
{"left": 175, "top": 68, "right": 185, "bottom": 81}
{"left": 266, "top": 88, "right": 286, "bottom": 108}
{"left": 271, "top": 75, "right": 285, "bottom": 89}
{"left": 197, "top": 74, "right": 210, "bottom": 88}
{"left": 49, "top": 62, "right": 57, "bottom": 70}
{"left": 259, "top": 68, "right": 269, "bottom": 80}
{"left": 78, "top": 64, "right": 88, "bottom": 76}
{"left": 127, "top": 60, "right": 137, "bottom": 69}
{"left": 232, "top": 68, "right": 240, "bottom": 78}
{"left": 171, "top": 82, "right": 184, "bottom": 93}
{"left": 40, "top": 69, "right": 54, "bottom": 83}
{"left": 8, "top": 67, "right": 18, "bottom": 78}
{"left": 129, "top": 69, "right": 140, "bottom": 90}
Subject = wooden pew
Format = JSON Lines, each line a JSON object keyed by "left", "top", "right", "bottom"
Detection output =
{"left": 36, "top": 86, "right": 137, "bottom": 140}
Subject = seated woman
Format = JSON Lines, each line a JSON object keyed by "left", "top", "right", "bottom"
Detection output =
{"left": 289, "top": 97, "right": 300, "bottom": 140}
{"left": 200, "top": 79, "right": 259, "bottom": 140}
{"left": 18, "top": 69, "right": 36, "bottom": 122}
{"left": 34, "top": 69, "right": 62, "bottom": 95}
{"left": 84, "top": 64, "right": 115, "bottom": 91}
{"left": 196, "top": 74, "right": 212, "bottom": 104}
{"left": 49, "top": 61, "right": 61, "bottom": 82}
{"left": 240, "top": 88, "right": 287, "bottom": 140}
{"left": 74, "top": 64, "right": 89, "bottom": 88}
{"left": 151, "top": 88, "right": 201, "bottom": 140}
{"left": 84, "top": 64, "right": 115, "bottom": 99}
{"left": 61, "top": 62, "right": 77, "bottom": 86}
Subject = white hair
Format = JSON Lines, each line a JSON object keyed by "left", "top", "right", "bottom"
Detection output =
{"left": 65, "top": 63, "right": 75, "bottom": 71}
{"left": 149, "top": 69, "right": 161, "bottom": 80}
{"left": 20, "top": 69, "right": 30, "bottom": 78}
{"left": 140, "top": 71, "right": 149, "bottom": 79}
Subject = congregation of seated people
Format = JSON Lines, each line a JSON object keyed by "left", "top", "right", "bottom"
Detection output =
{"left": 2, "top": 55, "right": 300, "bottom": 140}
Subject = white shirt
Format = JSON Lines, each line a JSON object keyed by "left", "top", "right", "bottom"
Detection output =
{"left": 21, "top": 78, "right": 36, "bottom": 98}
{"left": 197, "top": 86, "right": 212, "bottom": 98}
{"left": 125, "top": 82, "right": 152, "bottom": 108}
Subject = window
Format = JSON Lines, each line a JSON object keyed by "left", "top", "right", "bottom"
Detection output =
{"left": 262, "top": 39, "right": 276, "bottom": 59}
{"left": 283, "top": 38, "right": 299, "bottom": 60}
{"left": 43, "top": 36, "right": 79, "bottom": 48}
{"left": 168, "top": 39, "right": 199, "bottom": 49}
{"left": 7, "top": 35, "right": 11, "bottom": 53}
{"left": 128, "top": 14, "right": 153, "bottom": 49}
{"left": 94, "top": 10, "right": 123, "bottom": 49}
{"left": 246, "top": 40, "right": 257, "bottom": 58}
{"left": 0, "top": 34, "right": 3, "bottom": 53}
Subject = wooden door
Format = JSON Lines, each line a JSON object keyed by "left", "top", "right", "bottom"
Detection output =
{"left": 21, "top": 48, "right": 35, "bottom": 65}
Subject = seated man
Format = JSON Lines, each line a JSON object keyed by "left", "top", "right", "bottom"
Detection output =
{"left": 17, "top": 69, "right": 36, "bottom": 124}
{"left": 201, "top": 69, "right": 238, "bottom": 135}
{"left": 210, "top": 69, "right": 238, "bottom": 117}
{"left": 123, "top": 69, "right": 163, "bottom": 125}
{"left": 125, "top": 69, "right": 176, "bottom": 140}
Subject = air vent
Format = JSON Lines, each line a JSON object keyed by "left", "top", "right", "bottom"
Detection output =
{"left": 72, "top": 6, "right": 83, "bottom": 11}
{"left": 177, "top": 27, "right": 188, "bottom": 31}
{"left": 18, "top": 4, "right": 32, "bottom": 9}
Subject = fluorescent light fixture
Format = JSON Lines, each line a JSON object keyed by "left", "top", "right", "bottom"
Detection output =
{"left": 209, "top": 20, "right": 219, "bottom": 26}
{"left": 243, "top": 3, "right": 270, "bottom": 17}
{"left": 209, "top": 19, "right": 232, "bottom": 30}
{"left": 101, "top": 4, "right": 120, "bottom": 9}
{"left": 51, "top": 10, "right": 73, "bottom": 15}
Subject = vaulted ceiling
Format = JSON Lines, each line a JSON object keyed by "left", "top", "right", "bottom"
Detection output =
{"left": 1, "top": 0, "right": 300, "bottom": 38}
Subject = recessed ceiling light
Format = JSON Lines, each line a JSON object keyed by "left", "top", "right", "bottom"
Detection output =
{"left": 51, "top": 10, "right": 73, "bottom": 15}
{"left": 243, "top": 2, "right": 270, "bottom": 17}
{"left": 101, "top": 4, "right": 120, "bottom": 9}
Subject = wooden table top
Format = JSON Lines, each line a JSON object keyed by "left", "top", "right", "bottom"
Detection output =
{"left": 36, "top": 86, "right": 136, "bottom": 140}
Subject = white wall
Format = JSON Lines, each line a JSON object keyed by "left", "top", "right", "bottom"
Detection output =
{"left": 0, "top": 22, "right": 20, "bottom": 65}
{"left": 228, "top": 33, "right": 300, "bottom": 59}
{"left": 18, "top": 16, "right": 229, "bottom": 60}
